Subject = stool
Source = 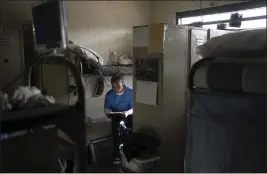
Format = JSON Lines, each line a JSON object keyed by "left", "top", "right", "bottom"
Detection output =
{"left": 86, "top": 117, "right": 113, "bottom": 164}
{"left": 88, "top": 136, "right": 113, "bottom": 164}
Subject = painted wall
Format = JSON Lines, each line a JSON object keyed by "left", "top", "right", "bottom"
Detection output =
{"left": 67, "top": 1, "right": 151, "bottom": 63}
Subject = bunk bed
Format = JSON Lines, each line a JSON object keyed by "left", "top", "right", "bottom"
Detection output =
{"left": 80, "top": 59, "right": 133, "bottom": 76}
{"left": 68, "top": 44, "right": 133, "bottom": 77}
{"left": 0, "top": 55, "right": 88, "bottom": 173}
{"left": 185, "top": 28, "right": 267, "bottom": 173}
{"left": 68, "top": 44, "right": 133, "bottom": 100}
{"left": 67, "top": 45, "right": 134, "bottom": 164}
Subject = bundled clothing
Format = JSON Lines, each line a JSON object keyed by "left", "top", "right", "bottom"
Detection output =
{"left": 0, "top": 86, "right": 54, "bottom": 112}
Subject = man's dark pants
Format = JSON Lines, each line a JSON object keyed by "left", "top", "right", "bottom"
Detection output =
{"left": 111, "top": 114, "right": 133, "bottom": 159}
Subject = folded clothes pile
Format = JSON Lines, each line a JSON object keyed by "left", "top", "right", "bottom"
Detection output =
{"left": 0, "top": 86, "right": 55, "bottom": 112}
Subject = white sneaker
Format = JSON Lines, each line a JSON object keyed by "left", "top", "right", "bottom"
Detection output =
{"left": 119, "top": 144, "right": 124, "bottom": 150}
{"left": 113, "top": 158, "right": 121, "bottom": 165}
{"left": 120, "top": 121, "right": 127, "bottom": 129}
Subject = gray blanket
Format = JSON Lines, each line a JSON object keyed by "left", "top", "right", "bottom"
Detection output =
{"left": 82, "top": 58, "right": 133, "bottom": 76}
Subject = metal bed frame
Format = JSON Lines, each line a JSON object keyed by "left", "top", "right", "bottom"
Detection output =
{"left": 0, "top": 55, "right": 88, "bottom": 172}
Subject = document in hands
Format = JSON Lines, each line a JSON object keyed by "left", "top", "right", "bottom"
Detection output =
{"left": 106, "top": 112, "right": 124, "bottom": 118}
{"left": 107, "top": 112, "right": 122, "bottom": 114}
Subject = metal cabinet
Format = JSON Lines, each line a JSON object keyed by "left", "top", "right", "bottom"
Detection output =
{"left": 189, "top": 28, "right": 209, "bottom": 67}
{"left": 189, "top": 28, "right": 233, "bottom": 67}
{"left": 0, "top": 22, "right": 35, "bottom": 92}
{"left": 0, "top": 30, "right": 24, "bottom": 90}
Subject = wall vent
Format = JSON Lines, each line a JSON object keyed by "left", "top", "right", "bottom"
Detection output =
{"left": 0, "top": 37, "right": 12, "bottom": 46}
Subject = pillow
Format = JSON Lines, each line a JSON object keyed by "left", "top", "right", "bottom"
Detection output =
{"left": 196, "top": 28, "right": 266, "bottom": 58}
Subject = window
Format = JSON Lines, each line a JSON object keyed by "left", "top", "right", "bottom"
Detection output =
{"left": 176, "top": 1, "right": 266, "bottom": 29}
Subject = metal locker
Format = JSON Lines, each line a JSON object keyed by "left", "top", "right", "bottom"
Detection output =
{"left": 0, "top": 30, "right": 24, "bottom": 90}
{"left": 189, "top": 28, "right": 209, "bottom": 67}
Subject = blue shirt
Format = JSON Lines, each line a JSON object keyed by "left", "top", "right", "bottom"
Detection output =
{"left": 104, "top": 85, "right": 133, "bottom": 112}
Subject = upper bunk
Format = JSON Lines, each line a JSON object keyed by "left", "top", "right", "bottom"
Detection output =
{"left": 189, "top": 28, "right": 267, "bottom": 94}
{"left": 67, "top": 43, "right": 133, "bottom": 77}
{"left": 81, "top": 63, "right": 133, "bottom": 77}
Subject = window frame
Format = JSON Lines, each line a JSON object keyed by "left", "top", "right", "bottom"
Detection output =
{"left": 176, "top": 0, "right": 266, "bottom": 25}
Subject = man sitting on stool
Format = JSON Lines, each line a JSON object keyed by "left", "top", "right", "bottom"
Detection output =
{"left": 104, "top": 76, "right": 133, "bottom": 165}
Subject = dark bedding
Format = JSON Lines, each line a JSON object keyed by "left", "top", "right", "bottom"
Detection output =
{"left": 186, "top": 56, "right": 267, "bottom": 173}
{"left": 81, "top": 59, "right": 133, "bottom": 76}
{"left": 185, "top": 91, "right": 267, "bottom": 173}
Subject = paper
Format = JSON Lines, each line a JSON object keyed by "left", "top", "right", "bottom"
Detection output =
{"left": 136, "top": 80, "right": 158, "bottom": 106}
{"left": 133, "top": 26, "right": 149, "bottom": 47}
{"left": 107, "top": 112, "right": 122, "bottom": 115}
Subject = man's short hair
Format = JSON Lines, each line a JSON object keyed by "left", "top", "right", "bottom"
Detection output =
{"left": 111, "top": 76, "right": 122, "bottom": 84}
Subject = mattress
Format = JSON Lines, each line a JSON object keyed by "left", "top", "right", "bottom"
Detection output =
{"left": 185, "top": 91, "right": 267, "bottom": 172}
{"left": 82, "top": 60, "right": 133, "bottom": 76}
{"left": 186, "top": 56, "right": 267, "bottom": 172}
{"left": 1, "top": 104, "right": 70, "bottom": 123}
{"left": 196, "top": 28, "right": 266, "bottom": 58}
{"left": 190, "top": 57, "right": 267, "bottom": 94}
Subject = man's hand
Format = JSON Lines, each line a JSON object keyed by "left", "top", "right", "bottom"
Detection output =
{"left": 122, "top": 111, "right": 129, "bottom": 117}
{"left": 122, "top": 108, "right": 133, "bottom": 118}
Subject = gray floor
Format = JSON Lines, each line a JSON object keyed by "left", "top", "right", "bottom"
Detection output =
{"left": 87, "top": 156, "right": 119, "bottom": 173}
{"left": 87, "top": 163, "right": 119, "bottom": 173}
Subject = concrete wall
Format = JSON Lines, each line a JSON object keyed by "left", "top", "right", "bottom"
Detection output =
{"left": 67, "top": 1, "right": 151, "bottom": 63}
{"left": 0, "top": 1, "right": 39, "bottom": 21}
{"left": 0, "top": 0, "right": 151, "bottom": 61}
{"left": 0, "top": 0, "right": 150, "bottom": 119}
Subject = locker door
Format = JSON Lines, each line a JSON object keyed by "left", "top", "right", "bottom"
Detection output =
{"left": 0, "top": 30, "right": 23, "bottom": 89}
{"left": 190, "top": 28, "right": 208, "bottom": 67}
